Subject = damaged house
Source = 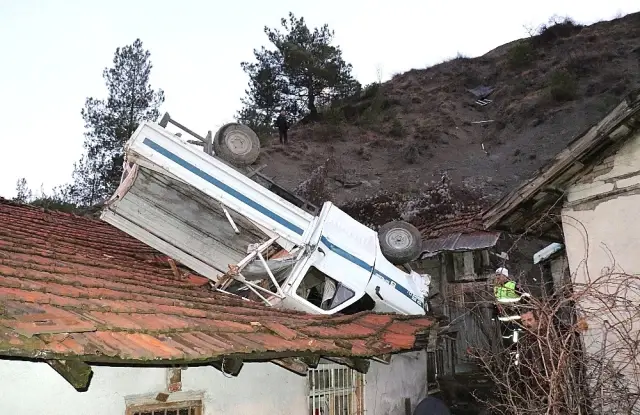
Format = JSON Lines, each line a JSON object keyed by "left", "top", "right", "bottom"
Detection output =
{"left": 482, "top": 89, "right": 640, "bottom": 408}
{"left": 0, "top": 199, "right": 438, "bottom": 414}
{"left": 412, "top": 212, "right": 502, "bottom": 377}
{"left": 412, "top": 208, "right": 549, "bottom": 381}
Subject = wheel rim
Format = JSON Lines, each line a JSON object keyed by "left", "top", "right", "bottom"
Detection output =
{"left": 385, "top": 228, "right": 413, "bottom": 250}
{"left": 224, "top": 129, "right": 252, "bottom": 156}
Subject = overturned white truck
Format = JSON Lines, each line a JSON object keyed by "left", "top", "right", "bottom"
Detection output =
{"left": 101, "top": 115, "right": 430, "bottom": 315}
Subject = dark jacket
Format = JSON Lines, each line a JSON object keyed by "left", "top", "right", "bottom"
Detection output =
{"left": 275, "top": 114, "right": 289, "bottom": 131}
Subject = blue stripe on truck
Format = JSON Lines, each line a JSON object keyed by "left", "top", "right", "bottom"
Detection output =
{"left": 320, "top": 236, "right": 373, "bottom": 272}
{"left": 320, "top": 236, "right": 425, "bottom": 309}
{"left": 142, "top": 137, "right": 424, "bottom": 308}
{"left": 143, "top": 138, "right": 305, "bottom": 236}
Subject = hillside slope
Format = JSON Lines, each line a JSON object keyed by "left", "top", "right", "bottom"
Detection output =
{"left": 255, "top": 13, "right": 640, "bottom": 227}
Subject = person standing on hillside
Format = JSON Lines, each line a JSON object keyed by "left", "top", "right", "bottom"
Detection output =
{"left": 275, "top": 110, "right": 290, "bottom": 145}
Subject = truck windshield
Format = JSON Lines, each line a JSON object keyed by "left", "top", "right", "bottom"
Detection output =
{"left": 296, "top": 266, "right": 355, "bottom": 310}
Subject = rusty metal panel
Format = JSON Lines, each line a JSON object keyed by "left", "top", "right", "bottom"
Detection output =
{"left": 422, "top": 231, "right": 499, "bottom": 255}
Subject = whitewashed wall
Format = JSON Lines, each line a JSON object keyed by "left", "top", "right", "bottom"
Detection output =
{"left": 0, "top": 351, "right": 427, "bottom": 415}
{"left": 365, "top": 351, "right": 427, "bottom": 415}
{"left": 0, "top": 359, "right": 308, "bottom": 414}
{"left": 561, "top": 129, "right": 640, "bottom": 413}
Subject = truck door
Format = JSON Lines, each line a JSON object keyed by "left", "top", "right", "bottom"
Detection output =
{"left": 367, "top": 253, "right": 425, "bottom": 315}
{"left": 287, "top": 204, "right": 378, "bottom": 314}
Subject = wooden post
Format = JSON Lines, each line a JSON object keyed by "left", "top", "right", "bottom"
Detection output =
{"left": 47, "top": 359, "right": 92, "bottom": 391}
{"left": 404, "top": 397, "right": 412, "bottom": 415}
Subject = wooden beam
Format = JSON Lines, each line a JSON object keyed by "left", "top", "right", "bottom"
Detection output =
{"left": 325, "top": 357, "right": 370, "bottom": 374}
{"left": 211, "top": 357, "right": 243, "bottom": 377}
{"left": 371, "top": 354, "right": 392, "bottom": 365}
{"left": 405, "top": 398, "right": 412, "bottom": 415}
{"left": 47, "top": 359, "right": 92, "bottom": 391}
{"left": 271, "top": 357, "right": 309, "bottom": 376}
{"left": 299, "top": 355, "right": 320, "bottom": 369}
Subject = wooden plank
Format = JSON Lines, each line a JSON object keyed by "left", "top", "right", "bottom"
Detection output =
{"left": 371, "top": 354, "right": 392, "bottom": 365}
{"left": 112, "top": 191, "right": 245, "bottom": 270}
{"left": 245, "top": 164, "right": 267, "bottom": 178}
{"left": 271, "top": 357, "right": 309, "bottom": 376}
{"left": 101, "top": 210, "right": 221, "bottom": 281}
{"left": 324, "top": 357, "right": 370, "bottom": 374}
{"left": 138, "top": 168, "right": 266, "bottom": 242}
{"left": 47, "top": 359, "right": 92, "bottom": 391}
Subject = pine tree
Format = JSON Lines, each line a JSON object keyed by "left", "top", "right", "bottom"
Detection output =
{"left": 238, "top": 13, "right": 360, "bottom": 126}
{"left": 72, "top": 38, "right": 164, "bottom": 206}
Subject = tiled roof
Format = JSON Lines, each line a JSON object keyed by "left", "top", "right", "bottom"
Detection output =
{"left": 0, "top": 199, "right": 435, "bottom": 367}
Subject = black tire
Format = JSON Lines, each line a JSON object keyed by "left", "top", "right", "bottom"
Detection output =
{"left": 378, "top": 220, "right": 423, "bottom": 265}
{"left": 213, "top": 123, "right": 260, "bottom": 166}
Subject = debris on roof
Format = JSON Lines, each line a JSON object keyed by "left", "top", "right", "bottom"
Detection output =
{"left": 0, "top": 198, "right": 437, "bottom": 390}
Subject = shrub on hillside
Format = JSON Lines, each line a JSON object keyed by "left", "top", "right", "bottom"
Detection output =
{"left": 402, "top": 143, "right": 420, "bottom": 164}
{"left": 324, "top": 105, "right": 346, "bottom": 125}
{"left": 507, "top": 41, "right": 536, "bottom": 68}
{"left": 549, "top": 70, "right": 578, "bottom": 101}
{"left": 389, "top": 118, "right": 406, "bottom": 138}
{"left": 533, "top": 16, "right": 584, "bottom": 46}
{"left": 361, "top": 83, "right": 381, "bottom": 100}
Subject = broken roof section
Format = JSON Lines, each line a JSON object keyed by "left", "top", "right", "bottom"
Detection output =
{"left": 0, "top": 198, "right": 436, "bottom": 388}
{"left": 482, "top": 89, "right": 640, "bottom": 239}
{"left": 419, "top": 210, "right": 500, "bottom": 257}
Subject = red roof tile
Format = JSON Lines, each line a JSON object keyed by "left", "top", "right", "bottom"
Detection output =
{"left": 0, "top": 199, "right": 436, "bottom": 365}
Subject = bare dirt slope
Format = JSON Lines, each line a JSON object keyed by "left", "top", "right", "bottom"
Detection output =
{"left": 255, "top": 13, "right": 640, "bottom": 227}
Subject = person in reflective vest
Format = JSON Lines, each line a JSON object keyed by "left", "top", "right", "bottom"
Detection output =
{"left": 493, "top": 267, "right": 521, "bottom": 303}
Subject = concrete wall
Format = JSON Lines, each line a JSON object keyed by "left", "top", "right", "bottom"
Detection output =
{"left": 562, "top": 128, "right": 640, "bottom": 299}
{"left": 561, "top": 129, "right": 640, "bottom": 410}
{"left": 0, "top": 351, "right": 427, "bottom": 414}
{"left": 365, "top": 351, "right": 427, "bottom": 415}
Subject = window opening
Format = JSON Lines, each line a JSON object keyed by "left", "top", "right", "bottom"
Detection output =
{"left": 297, "top": 266, "right": 354, "bottom": 310}
{"left": 308, "top": 363, "right": 364, "bottom": 415}
{"left": 126, "top": 400, "right": 202, "bottom": 415}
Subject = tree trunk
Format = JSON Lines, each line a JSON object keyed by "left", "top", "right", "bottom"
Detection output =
{"left": 307, "top": 77, "right": 317, "bottom": 116}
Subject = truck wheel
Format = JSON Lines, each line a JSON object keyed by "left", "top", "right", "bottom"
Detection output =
{"left": 378, "top": 220, "right": 423, "bottom": 265}
{"left": 213, "top": 123, "right": 260, "bottom": 166}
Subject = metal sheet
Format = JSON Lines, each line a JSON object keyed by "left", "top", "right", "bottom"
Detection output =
{"left": 422, "top": 231, "right": 500, "bottom": 255}
{"left": 467, "top": 85, "right": 494, "bottom": 99}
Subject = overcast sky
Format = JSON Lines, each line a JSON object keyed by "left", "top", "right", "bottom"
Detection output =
{"left": 1, "top": 0, "right": 638, "bottom": 199}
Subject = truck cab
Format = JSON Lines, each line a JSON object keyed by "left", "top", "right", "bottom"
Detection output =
{"left": 275, "top": 202, "right": 428, "bottom": 315}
